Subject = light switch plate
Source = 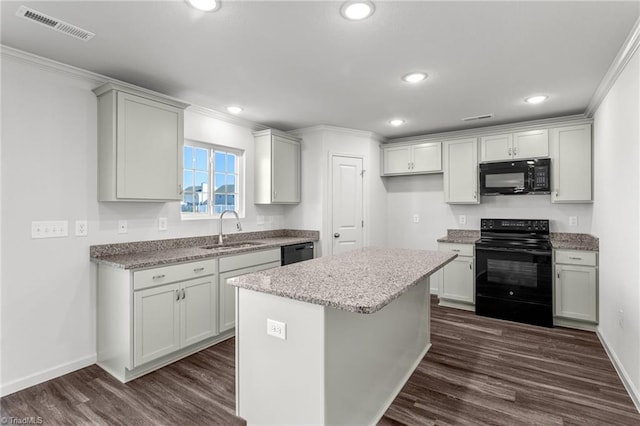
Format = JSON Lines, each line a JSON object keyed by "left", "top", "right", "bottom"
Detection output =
{"left": 412, "top": 214, "right": 420, "bottom": 223}
{"left": 32, "top": 221, "right": 68, "bottom": 239}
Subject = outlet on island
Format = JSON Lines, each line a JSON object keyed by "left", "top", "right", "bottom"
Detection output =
{"left": 267, "top": 318, "right": 286, "bottom": 340}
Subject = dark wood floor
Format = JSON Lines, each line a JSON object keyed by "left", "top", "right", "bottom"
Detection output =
{"left": 2, "top": 298, "right": 639, "bottom": 425}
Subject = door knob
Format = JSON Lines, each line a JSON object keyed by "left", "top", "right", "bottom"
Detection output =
{"left": 334, "top": 233, "right": 340, "bottom": 238}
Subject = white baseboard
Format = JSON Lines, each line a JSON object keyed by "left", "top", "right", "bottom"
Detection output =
{"left": 596, "top": 330, "right": 640, "bottom": 413}
{"left": 0, "top": 354, "right": 96, "bottom": 397}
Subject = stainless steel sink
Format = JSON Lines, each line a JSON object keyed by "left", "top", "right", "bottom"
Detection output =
{"left": 200, "top": 241, "right": 265, "bottom": 250}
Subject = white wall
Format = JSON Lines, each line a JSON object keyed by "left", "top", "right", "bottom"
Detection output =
{"left": 592, "top": 47, "right": 640, "bottom": 406}
{"left": 285, "top": 127, "right": 388, "bottom": 255}
{"left": 385, "top": 173, "right": 594, "bottom": 251}
{"left": 0, "top": 53, "right": 285, "bottom": 395}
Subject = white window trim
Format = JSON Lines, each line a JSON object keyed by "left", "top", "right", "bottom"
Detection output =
{"left": 181, "top": 139, "right": 245, "bottom": 220}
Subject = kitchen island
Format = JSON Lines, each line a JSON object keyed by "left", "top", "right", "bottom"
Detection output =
{"left": 229, "top": 247, "right": 456, "bottom": 426}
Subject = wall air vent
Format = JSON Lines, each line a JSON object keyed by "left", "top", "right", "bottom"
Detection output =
{"left": 16, "top": 6, "right": 95, "bottom": 41}
{"left": 461, "top": 113, "right": 494, "bottom": 122}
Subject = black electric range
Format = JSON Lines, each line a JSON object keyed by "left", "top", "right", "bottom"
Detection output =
{"left": 475, "top": 219, "right": 553, "bottom": 327}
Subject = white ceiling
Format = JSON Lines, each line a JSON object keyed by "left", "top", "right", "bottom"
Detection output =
{"left": 1, "top": 1, "right": 639, "bottom": 138}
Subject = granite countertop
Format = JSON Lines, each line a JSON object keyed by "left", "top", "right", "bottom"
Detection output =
{"left": 437, "top": 229, "right": 480, "bottom": 244}
{"left": 228, "top": 247, "right": 457, "bottom": 314}
{"left": 90, "top": 230, "right": 318, "bottom": 270}
{"left": 549, "top": 232, "right": 599, "bottom": 251}
{"left": 437, "top": 229, "right": 598, "bottom": 251}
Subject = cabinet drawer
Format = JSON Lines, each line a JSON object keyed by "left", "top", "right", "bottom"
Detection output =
{"left": 219, "top": 248, "right": 281, "bottom": 273}
{"left": 555, "top": 250, "right": 597, "bottom": 266}
{"left": 134, "top": 259, "right": 216, "bottom": 290}
{"left": 438, "top": 242, "right": 474, "bottom": 257}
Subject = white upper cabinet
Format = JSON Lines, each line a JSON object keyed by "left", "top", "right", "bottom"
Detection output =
{"left": 381, "top": 141, "right": 442, "bottom": 175}
{"left": 254, "top": 129, "right": 301, "bottom": 204}
{"left": 93, "top": 83, "right": 189, "bottom": 202}
{"left": 550, "top": 124, "right": 592, "bottom": 203}
{"left": 443, "top": 138, "right": 479, "bottom": 204}
{"left": 480, "top": 129, "right": 549, "bottom": 162}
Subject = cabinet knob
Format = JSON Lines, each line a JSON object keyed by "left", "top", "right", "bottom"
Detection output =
{"left": 152, "top": 274, "right": 166, "bottom": 280}
{"left": 408, "top": 162, "right": 411, "bottom": 170}
{"left": 508, "top": 147, "right": 512, "bottom": 157}
{"left": 568, "top": 257, "right": 582, "bottom": 260}
{"left": 193, "top": 267, "right": 205, "bottom": 273}
{"left": 175, "top": 289, "right": 180, "bottom": 301}
{"left": 469, "top": 263, "right": 472, "bottom": 270}
{"left": 334, "top": 233, "right": 340, "bottom": 238}
{"left": 181, "top": 289, "right": 186, "bottom": 300}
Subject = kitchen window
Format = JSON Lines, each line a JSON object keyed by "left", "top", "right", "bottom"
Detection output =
{"left": 182, "top": 141, "right": 243, "bottom": 218}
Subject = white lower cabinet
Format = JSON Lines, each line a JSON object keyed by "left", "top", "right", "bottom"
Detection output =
{"left": 133, "top": 275, "right": 218, "bottom": 367}
{"left": 554, "top": 249, "right": 598, "bottom": 326}
{"left": 438, "top": 243, "right": 475, "bottom": 310}
{"left": 219, "top": 249, "right": 282, "bottom": 332}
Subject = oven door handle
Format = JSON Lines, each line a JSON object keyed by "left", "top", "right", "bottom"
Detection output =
{"left": 476, "top": 246, "right": 551, "bottom": 256}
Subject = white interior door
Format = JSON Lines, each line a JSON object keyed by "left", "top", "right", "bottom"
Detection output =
{"left": 331, "top": 155, "right": 363, "bottom": 255}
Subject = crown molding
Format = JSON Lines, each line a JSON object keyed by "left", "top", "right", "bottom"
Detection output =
{"left": 1, "top": 44, "right": 269, "bottom": 131}
{"left": 387, "top": 114, "right": 592, "bottom": 144}
{"left": 585, "top": 17, "right": 640, "bottom": 117}
{"left": 187, "top": 105, "right": 269, "bottom": 131}
{"left": 288, "top": 124, "right": 387, "bottom": 142}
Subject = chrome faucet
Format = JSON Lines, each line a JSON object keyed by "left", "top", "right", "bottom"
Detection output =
{"left": 218, "top": 210, "right": 242, "bottom": 245}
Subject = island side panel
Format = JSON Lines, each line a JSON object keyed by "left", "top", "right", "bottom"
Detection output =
{"left": 324, "top": 277, "right": 431, "bottom": 426}
{"left": 237, "top": 288, "right": 325, "bottom": 425}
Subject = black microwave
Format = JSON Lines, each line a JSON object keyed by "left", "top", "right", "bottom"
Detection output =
{"left": 479, "top": 158, "right": 551, "bottom": 195}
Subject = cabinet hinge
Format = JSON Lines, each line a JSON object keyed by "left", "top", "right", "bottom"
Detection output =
{"left": 360, "top": 169, "right": 366, "bottom": 177}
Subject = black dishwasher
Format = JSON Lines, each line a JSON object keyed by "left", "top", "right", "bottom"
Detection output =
{"left": 281, "top": 242, "right": 314, "bottom": 265}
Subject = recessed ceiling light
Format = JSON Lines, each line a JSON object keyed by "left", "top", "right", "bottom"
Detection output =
{"left": 226, "top": 106, "right": 243, "bottom": 114}
{"left": 402, "top": 72, "right": 428, "bottom": 83}
{"left": 186, "top": 0, "right": 220, "bottom": 12}
{"left": 525, "top": 95, "right": 548, "bottom": 104}
{"left": 389, "top": 119, "right": 405, "bottom": 127}
{"left": 340, "top": 1, "right": 375, "bottom": 20}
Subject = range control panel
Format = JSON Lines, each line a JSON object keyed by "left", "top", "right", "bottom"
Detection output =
{"left": 480, "top": 219, "right": 549, "bottom": 232}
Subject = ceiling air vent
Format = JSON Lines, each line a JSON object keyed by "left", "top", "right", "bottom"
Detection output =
{"left": 462, "top": 113, "right": 494, "bottom": 122}
{"left": 16, "top": 6, "right": 95, "bottom": 41}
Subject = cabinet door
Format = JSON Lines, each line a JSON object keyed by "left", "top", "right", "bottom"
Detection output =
{"left": 443, "top": 138, "right": 479, "bottom": 204}
{"left": 271, "top": 136, "right": 300, "bottom": 203}
{"left": 412, "top": 142, "right": 442, "bottom": 173}
{"left": 550, "top": 124, "right": 592, "bottom": 203}
{"left": 513, "top": 129, "right": 549, "bottom": 159}
{"left": 555, "top": 265, "right": 597, "bottom": 322}
{"left": 219, "top": 261, "right": 281, "bottom": 332}
{"left": 480, "top": 134, "right": 512, "bottom": 162}
{"left": 382, "top": 145, "right": 411, "bottom": 174}
{"left": 134, "top": 283, "right": 181, "bottom": 367}
{"left": 116, "top": 92, "right": 182, "bottom": 201}
{"left": 181, "top": 277, "right": 218, "bottom": 347}
{"left": 441, "top": 257, "right": 474, "bottom": 303}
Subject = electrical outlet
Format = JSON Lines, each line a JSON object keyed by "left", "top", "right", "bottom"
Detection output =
{"left": 118, "top": 220, "right": 128, "bottom": 234}
{"left": 412, "top": 214, "right": 420, "bottom": 223}
{"left": 75, "top": 220, "right": 88, "bottom": 237}
{"left": 459, "top": 215, "right": 467, "bottom": 225}
{"left": 31, "top": 221, "right": 68, "bottom": 239}
{"left": 266, "top": 319, "right": 286, "bottom": 340}
{"left": 158, "top": 217, "right": 168, "bottom": 231}
{"left": 569, "top": 216, "right": 578, "bottom": 226}
{"left": 618, "top": 309, "right": 624, "bottom": 328}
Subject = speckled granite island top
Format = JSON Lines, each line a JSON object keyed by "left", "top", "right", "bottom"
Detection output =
{"left": 228, "top": 247, "right": 457, "bottom": 314}
{"left": 90, "top": 229, "right": 318, "bottom": 269}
